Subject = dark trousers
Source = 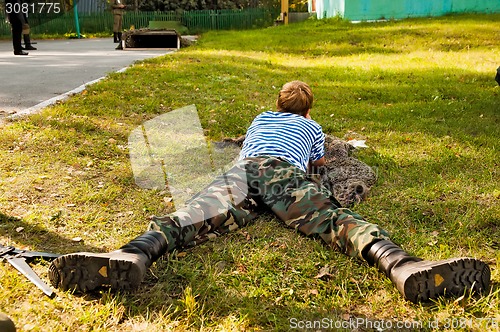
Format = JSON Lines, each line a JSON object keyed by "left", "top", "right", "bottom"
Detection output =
{"left": 8, "top": 14, "right": 23, "bottom": 53}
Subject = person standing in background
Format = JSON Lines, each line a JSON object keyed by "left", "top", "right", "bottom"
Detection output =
{"left": 6, "top": 0, "right": 28, "bottom": 55}
{"left": 22, "top": 11, "right": 37, "bottom": 51}
{"left": 112, "top": 0, "right": 125, "bottom": 50}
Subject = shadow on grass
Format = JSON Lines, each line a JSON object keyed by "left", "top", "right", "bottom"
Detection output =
{"left": 0, "top": 211, "right": 102, "bottom": 254}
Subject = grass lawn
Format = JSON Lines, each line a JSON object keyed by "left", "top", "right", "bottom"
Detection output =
{"left": 1, "top": 13, "right": 499, "bottom": 331}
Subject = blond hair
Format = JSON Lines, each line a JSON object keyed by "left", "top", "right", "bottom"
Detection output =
{"left": 276, "top": 81, "right": 314, "bottom": 116}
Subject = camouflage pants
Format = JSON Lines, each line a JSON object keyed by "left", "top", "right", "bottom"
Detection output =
{"left": 150, "top": 156, "right": 390, "bottom": 260}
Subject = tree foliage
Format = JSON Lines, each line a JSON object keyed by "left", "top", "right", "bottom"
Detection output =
{"left": 136, "top": 0, "right": 278, "bottom": 11}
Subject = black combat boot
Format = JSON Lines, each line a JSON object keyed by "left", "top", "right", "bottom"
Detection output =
{"left": 115, "top": 32, "right": 123, "bottom": 50}
{"left": 23, "top": 34, "right": 37, "bottom": 50}
{"left": 49, "top": 230, "right": 168, "bottom": 293}
{"left": 365, "top": 240, "right": 490, "bottom": 303}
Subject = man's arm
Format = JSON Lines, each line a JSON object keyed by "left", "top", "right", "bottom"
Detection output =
{"left": 304, "top": 111, "right": 325, "bottom": 167}
{"left": 308, "top": 156, "right": 326, "bottom": 174}
{"left": 311, "top": 156, "right": 325, "bottom": 167}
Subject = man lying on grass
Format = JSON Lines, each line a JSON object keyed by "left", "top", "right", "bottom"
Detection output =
{"left": 49, "top": 81, "right": 490, "bottom": 303}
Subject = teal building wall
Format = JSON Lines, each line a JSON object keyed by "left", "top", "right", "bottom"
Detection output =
{"left": 309, "top": 0, "right": 500, "bottom": 21}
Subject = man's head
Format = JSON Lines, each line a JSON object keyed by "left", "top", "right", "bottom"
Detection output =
{"left": 276, "top": 81, "right": 313, "bottom": 116}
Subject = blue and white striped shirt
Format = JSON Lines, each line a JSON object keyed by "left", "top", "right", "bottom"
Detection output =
{"left": 239, "top": 111, "right": 325, "bottom": 172}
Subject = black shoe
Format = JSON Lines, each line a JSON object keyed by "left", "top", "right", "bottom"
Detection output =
{"left": 49, "top": 230, "right": 167, "bottom": 293}
{"left": 14, "top": 50, "right": 29, "bottom": 55}
{"left": 391, "top": 257, "right": 490, "bottom": 303}
{"left": 366, "top": 240, "right": 491, "bottom": 303}
{"left": 23, "top": 45, "right": 37, "bottom": 50}
{"left": 49, "top": 251, "right": 148, "bottom": 292}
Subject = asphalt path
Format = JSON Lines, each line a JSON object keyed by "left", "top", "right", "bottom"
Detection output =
{"left": 0, "top": 37, "right": 172, "bottom": 119}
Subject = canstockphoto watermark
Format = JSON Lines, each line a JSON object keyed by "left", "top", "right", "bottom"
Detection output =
{"left": 289, "top": 317, "right": 500, "bottom": 330}
{"left": 289, "top": 317, "right": 423, "bottom": 330}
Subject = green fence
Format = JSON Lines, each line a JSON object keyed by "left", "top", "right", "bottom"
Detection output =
{"left": 0, "top": 8, "right": 279, "bottom": 37}
{"left": 182, "top": 9, "right": 278, "bottom": 30}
